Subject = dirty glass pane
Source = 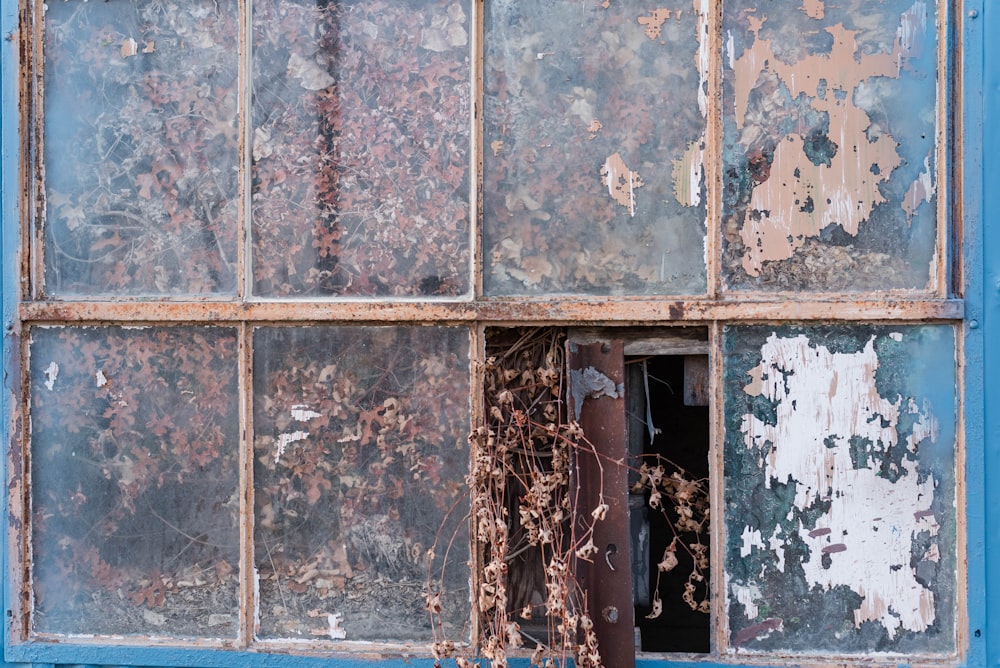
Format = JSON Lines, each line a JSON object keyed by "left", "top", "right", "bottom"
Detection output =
{"left": 723, "top": 325, "right": 956, "bottom": 654}
{"left": 42, "top": 0, "right": 239, "bottom": 297}
{"left": 483, "top": 0, "right": 708, "bottom": 296}
{"left": 251, "top": 0, "right": 471, "bottom": 298}
{"left": 253, "top": 327, "right": 470, "bottom": 641}
{"left": 29, "top": 327, "right": 240, "bottom": 638}
{"left": 722, "top": 0, "right": 939, "bottom": 291}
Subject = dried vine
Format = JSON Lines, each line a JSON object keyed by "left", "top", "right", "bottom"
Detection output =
{"left": 429, "top": 328, "right": 710, "bottom": 666}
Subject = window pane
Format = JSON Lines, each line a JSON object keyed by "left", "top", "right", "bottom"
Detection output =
{"left": 251, "top": 0, "right": 472, "bottom": 298}
{"left": 483, "top": 0, "right": 708, "bottom": 296}
{"left": 42, "top": 0, "right": 239, "bottom": 297}
{"left": 29, "top": 327, "right": 240, "bottom": 638}
{"left": 722, "top": 1, "right": 939, "bottom": 291}
{"left": 253, "top": 326, "right": 470, "bottom": 641}
{"left": 723, "top": 325, "right": 956, "bottom": 654}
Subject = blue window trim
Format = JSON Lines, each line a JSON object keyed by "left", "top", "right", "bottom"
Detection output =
{"left": 0, "top": 0, "right": 993, "bottom": 666}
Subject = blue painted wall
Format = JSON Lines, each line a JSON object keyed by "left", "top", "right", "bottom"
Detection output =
{"left": 0, "top": 0, "right": 994, "bottom": 666}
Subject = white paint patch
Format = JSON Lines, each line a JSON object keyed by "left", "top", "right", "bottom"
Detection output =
{"left": 741, "top": 333, "right": 941, "bottom": 638}
{"left": 96, "top": 370, "right": 108, "bottom": 388}
{"left": 731, "top": 583, "right": 762, "bottom": 620}
{"left": 741, "top": 526, "right": 765, "bottom": 558}
{"left": 43, "top": 361, "right": 59, "bottom": 391}
{"left": 328, "top": 612, "right": 347, "bottom": 639}
{"left": 276, "top": 431, "right": 309, "bottom": 463}
{"left": 291, "top": 404, "right": 322, "bottom": 422}
{"left": 767, "top": 527, "right": 786, "bottom": 573}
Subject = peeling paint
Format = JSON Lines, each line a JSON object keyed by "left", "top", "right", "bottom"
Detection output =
{"left": 275, "top": 430, "right": 309, "bottom": 463}
{"left": 801, "top": 0, "right": 824, "bottom": 20}
{"left": 42, "top": 361, "right": 58, "bottom": 391}
{"left": 290, "top": 404, "right": 322, "bottom": 421}
{"left": 672, "top": 140, "right": 704, "bottom": 207}
{"left": 739, "top": 332, "right": 943, "bottom": 639}
{"left": 600, "top": 152, "right": 644, "bottom": 217}
{"left": 569, "top": 364, "right": 624, "bottom": 421}
{"left": 902, "top": 149, "right": 936, "bottom": 224}
{"left": 731, "top": 582, "right": 762, "bottom": 620}
{"left": 637, "top": 9, "right": 673, "bottom": 40}
{"left": 730, "top": 1, "right": 931, "bottom": 276}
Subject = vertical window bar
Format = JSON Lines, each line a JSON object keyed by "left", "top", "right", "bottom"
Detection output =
{"left": 703, "top": 0, "right": 722, "bottom": 300}
{"left": 239, "top": 321, "right": 254, "bottom": 646}
{"left": 472, "top": 0, "right": 485, "bottom": 300}
{"left": 239, "top": 0, "right": 252, "bottom": 302}
{"left": 709, "top": 320, "right": 724, "bottom": 656}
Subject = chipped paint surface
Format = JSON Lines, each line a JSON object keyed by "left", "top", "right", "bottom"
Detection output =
{"left": 601, "top": 152, "right": 644, "bottom": 216}
{"left": 724, "top": 326, "right": 956, "bottom": 653}
{"left": 722, "top": 0, "right": 939, "bottom": 290}
{"left": 42, "top": 361, "right": 58, "bottom": 391}
{"left": 742, "top": 334, "right": 938, "bottom": 637}
{"left": 731, "top": 3, "right": 926, "bottom": 276}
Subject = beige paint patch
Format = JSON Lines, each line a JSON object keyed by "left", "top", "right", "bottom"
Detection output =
{"left": 638, "top": 9, "right": 673, "bottom": 40}
{"left": 672, "top": 140, "right": 704, "bottom": 207}
{"left": 601, "top": 152, "right": 644, "bottom": 216}
{"left": 731, "top": 3, "right": 930, "bottom": 275}
{"left": 801, "top": 0, "right": 825, "bottom": 19}
{"left": 740, "top": 333, "right": 941, "bottom": 637}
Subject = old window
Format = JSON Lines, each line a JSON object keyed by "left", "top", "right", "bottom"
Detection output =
{"left": 3, "top": 0, "right": 975, "bottom": 666}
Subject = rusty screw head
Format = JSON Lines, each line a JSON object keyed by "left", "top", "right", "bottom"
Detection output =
{"left": 602, "top": 606, "right": 619, "bottom": 623}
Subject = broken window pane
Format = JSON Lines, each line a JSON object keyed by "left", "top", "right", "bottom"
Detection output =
{"left": 42, "top": 0, "right": 239, "bottom": 297}
{"left": 483, "top": 0, "right": 708, "bottom": 296}
{"left": 723, "top": 325, "right": 956, "bottom": 654}
{"left": 29, "top": 326, "right": 240, "bottom": 637}
{"left": 251, "top": 0, "right": 471, "bottom": 297}
{"left": 722, "top": 0, "right": 939, "bottom": 291}
{"left": 253, "top": 326, "right": 470, "bottom": 641}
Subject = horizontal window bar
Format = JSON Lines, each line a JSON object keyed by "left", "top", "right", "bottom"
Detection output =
{"left": 18, "top": 299, "right": 965, "bottom": 324}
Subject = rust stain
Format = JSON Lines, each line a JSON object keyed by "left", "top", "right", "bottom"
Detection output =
{"left": 733, "top": 617, "right": 784, "bottom": 646}
{"left": 808, "top": 527, "right": 832, "bottom": 538}
{"left": 730, "top": 1, "right": 929, "bottom": 275}
{"left": 16, "top": 298, "right": 964, "bottom": 325}
{"left": 822, "top": 543, "right": 848, "bottom": 554}
{"left": 668, "top": 302, "right": 685, "bottom": 320}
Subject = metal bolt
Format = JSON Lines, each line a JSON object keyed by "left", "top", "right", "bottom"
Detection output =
{"left": 969, "top": 319, "right": 980, "bottom": 330}
{"left": 602, "top": 606, "right": 619, "bottom": 624}
{"left": 968, "top": 9, "right": 978, "bottom": 18}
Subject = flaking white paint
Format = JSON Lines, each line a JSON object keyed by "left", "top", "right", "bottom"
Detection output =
{"left": 740, "top": 333, "right": 941, "bottom": 637}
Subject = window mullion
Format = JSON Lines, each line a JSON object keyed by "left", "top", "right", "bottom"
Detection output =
{"left": 239, "top": 321, "right": 255, "bottom": 647}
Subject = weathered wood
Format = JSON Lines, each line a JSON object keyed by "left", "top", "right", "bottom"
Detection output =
{"left": 683, "top": 355, "right": 710, "bottom": 407}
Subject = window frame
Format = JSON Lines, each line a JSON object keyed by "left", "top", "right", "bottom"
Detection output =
{"left": 0, "top": 0, "right": 991, "bottom": 666}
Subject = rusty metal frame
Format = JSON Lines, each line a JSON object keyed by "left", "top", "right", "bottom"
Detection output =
{"left": 4, "top": 0, "right": 973, "bottom": 664}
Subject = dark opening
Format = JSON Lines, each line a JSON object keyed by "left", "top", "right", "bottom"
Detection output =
{"left": 627, "top": 355, "right": 711, "bottom": 654}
